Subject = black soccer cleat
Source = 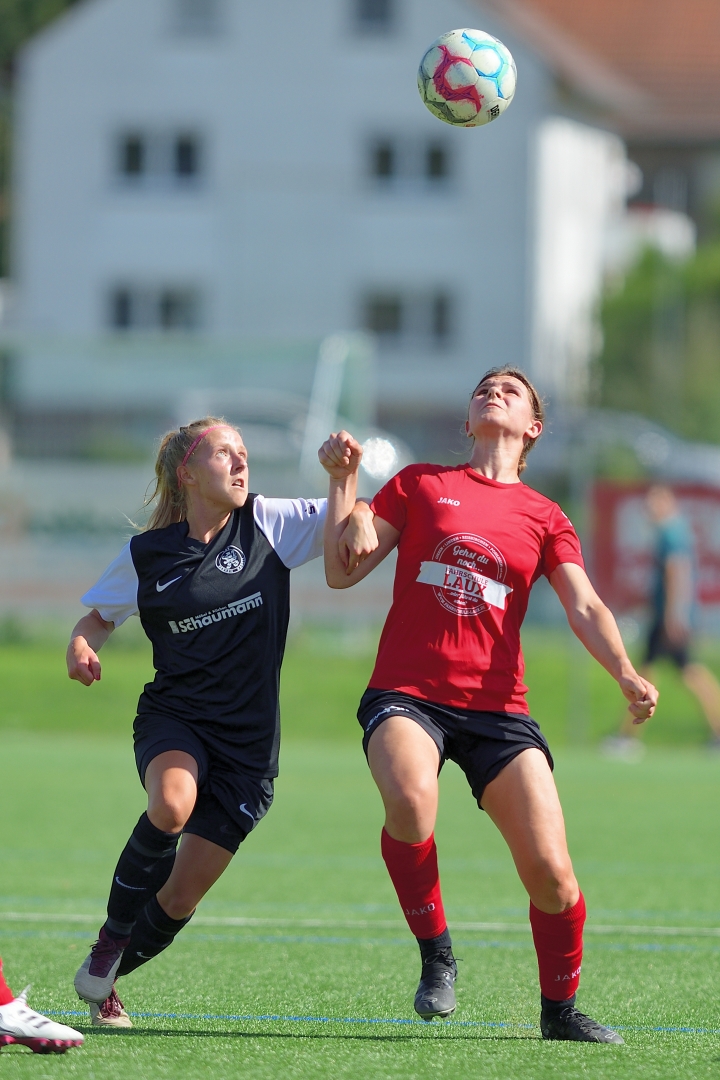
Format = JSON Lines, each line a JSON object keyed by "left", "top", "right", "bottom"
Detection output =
{"left": 541, "top": 999, "right": 624, "bottom": 1044}
{"left": 413, "top": 946, "right": 457, "bottom": 1021}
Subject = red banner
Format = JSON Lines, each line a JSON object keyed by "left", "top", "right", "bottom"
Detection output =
{"left": 592, "top": 482, "right": 720, "bottom": 613}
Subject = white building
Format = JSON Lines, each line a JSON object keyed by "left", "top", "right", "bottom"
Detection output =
{"left": 10, "top": 0, "right": 630, "bottom": 460}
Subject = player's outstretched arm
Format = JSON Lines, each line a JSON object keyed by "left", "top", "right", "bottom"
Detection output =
{"left": 67, "top": 609, "right": 115, "bottom": 686}
{"left": 550, "top": 562, "right": 658, "bottom": 724}
{"left": 318, "top": 431, "right": 399, "bottom": 588}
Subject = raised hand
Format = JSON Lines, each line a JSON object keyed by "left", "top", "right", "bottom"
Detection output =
{"left": 318, "top": 431, "right": 363, "bottom": 480}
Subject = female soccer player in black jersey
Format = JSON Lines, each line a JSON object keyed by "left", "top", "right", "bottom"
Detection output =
{"left": 68, "top": 417, "right": 367, "bottom": 1027}
{"left": 320, "top": 369, "right": 659, "bottom": 1044}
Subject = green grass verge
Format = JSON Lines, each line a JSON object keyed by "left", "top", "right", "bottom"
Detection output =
{"left": 1, "top": 735, "right": 720, "bottom": 1078}
{"left": 1, "top": 627, "right": 719, "bottom": 745}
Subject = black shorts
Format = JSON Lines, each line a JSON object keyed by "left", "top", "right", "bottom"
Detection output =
{"left": 645, "top": 620, "right": 690, "bottom": 669}
{"left": 357, "top": 688, "right": 553, "bottom": 808}
{"left": 134, "top": 716, "right": 274, "bottom": 854}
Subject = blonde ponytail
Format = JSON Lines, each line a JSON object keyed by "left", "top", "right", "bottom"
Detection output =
{"left": 144, "top": 417, "right": 234, "bottom": 531}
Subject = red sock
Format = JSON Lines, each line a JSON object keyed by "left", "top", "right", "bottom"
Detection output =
{"left": 0, "top": 957, "right": 14, "bottom": 1005}
{"left": 381, "top": 828, "right": 447, "bottom": 939}
{"left": 529, "top": 893, "right": 586, "bottom": 1001}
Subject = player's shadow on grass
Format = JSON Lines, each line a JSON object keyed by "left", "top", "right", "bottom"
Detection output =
{"left": 79, "top": 1027, "right": 534, "bottom": 1043}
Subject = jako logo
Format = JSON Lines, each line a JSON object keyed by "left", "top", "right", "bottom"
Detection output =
{"left": 404, "top": 903, "right": 436, "bottom": 916}
{"left": 437, "top": 498, "right": 460, "bottom": 506}
{"left": 554, "top": 965, "right": 582, "bottom": 982}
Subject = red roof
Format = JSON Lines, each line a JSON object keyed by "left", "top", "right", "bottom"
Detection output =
{"left": 480, "top": 0, "right": 720, "bottom": 140}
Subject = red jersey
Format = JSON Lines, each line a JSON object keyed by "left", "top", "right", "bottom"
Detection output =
{"left": 369, "top": 464, "right": 584, "bottom": 713}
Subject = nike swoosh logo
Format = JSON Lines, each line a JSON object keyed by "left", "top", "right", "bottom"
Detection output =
{"left": 156, "top": 576, "right": 182, "bottom": 592}
{"left": 136, "top": 952, "right": 154, "bottom": 959}
{"left": 238, "top": 803, "right": 254, "bottom": 822}
{"left": 115, "top": 876, "right": 145, "bottom": 890}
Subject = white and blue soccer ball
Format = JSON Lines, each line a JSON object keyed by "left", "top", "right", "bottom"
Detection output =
{"left": 418, "top": 28, "right": 517, "bottom": 128}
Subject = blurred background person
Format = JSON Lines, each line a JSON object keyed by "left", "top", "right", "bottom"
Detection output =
{"left": 604, "top": 485, "right": 720, "bottom": 759}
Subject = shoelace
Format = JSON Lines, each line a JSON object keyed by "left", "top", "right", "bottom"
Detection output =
{"left": 100, "top": 989, "right": 124, "bottom": 1019}
{"left": 554, "top": 1006, "right": 607, "bottom": 1036}
{"left": 89, "top": 934, "right": 125, "bottom": 975}
{"left": 419, "top": 950, "right": 458, "bottom": 988}
{"left": 422, "top": 949, "right": 458, "bottom": 970}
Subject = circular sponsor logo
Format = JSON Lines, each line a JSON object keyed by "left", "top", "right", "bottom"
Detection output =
{"left": 429, "top": 532, "right": 507, "bottom": 616}
{"left": 215, "top": 545, "right": 246, "bottom": 575}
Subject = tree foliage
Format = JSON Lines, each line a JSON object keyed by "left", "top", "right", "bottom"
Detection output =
{"left": 0, "top": 0, "right": 79, "bottom": 81}
{"left": 0, "top": 0, "right": 79, "bottom": 273}
{"left": 595, "top": 242, "right": 720, "bottom": 444}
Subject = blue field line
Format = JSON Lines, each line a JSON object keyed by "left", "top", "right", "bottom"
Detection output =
{"left": 45, "top": 1009, "right": 720, "bottom": 1036}
{"left": 5, "top": 925, "right": 720, "bottom": 957}
{"left": 51, "top": 1009, "right": 528, "bottom": 1029}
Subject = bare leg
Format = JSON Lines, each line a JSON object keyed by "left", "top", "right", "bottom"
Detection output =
{"left": 144, "top": 751, "right": 199, "bottom": 833}
{"left": 367, "top": 716, "right": 440, "bottom": 841}
{"left": 157, "top": 834, "right": 234, "bottom": 920}
{"left": 481, "top": 749, "right": 579, "bottom": 913}
{"left": 367, "top": 716, "right": 455, "bottom": 1018}
{"left": 682, "top": 662, "right": 720, "bottom": 737}
{"left": 144, "top": 752, "right": 234, "bottom": 918}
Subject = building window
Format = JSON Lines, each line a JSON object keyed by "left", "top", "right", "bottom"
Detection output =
{"left": 355, "top": 0, "right": 394, "bottom": 32}
{"left": 426, "top": 143, "right": 449, "bottom": 181}
{"left": 371, "top": 140, "right": 394, "bottom": 178}
{"left": 368, "top": 136, "right": 451, "bottom": 186}
{"left": 363, "top": 291, "right": 453, "bottom": 348}
{"left": 109, "top": 287, "right": 200, "bottom": 332}
{"left": 173, "top": 0, "right": 222, "bottom": 36}
{"left": 120, "top": 135, "right": 144, "bottom": 176}
{"left": 175, "top": 134, "right": 200, "bottom": 177}
{"left": 116, "top": 131, "right": 203, "bottom": 186}
{"left": 365, "top": 294, "right": 403, "bottom": 337}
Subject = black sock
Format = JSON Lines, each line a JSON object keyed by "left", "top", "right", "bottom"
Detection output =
{"left": 116, "top": 896, "right": 193, "bottom": 977}
{"left": 417, "top": 927, "right": 453, "bottom": 962}
{"left": 104, "top": 813, "right": 179, "bottom": 939}
{"left": 541, "top": 992, "right": 576, "bottom": 1013}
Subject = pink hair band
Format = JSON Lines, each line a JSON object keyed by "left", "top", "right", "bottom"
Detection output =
{"left": 177, "top": 425, "right": 224, "bottom": 489}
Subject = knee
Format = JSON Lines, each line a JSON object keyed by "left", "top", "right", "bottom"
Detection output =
{"left": 383, "top": 780, "right": 436, "bottom": 843}
{"left": 148, "top": 793, "right": 193, "bottom": 834}
{"left": 526, "top": 857, "right": 579, "bottom": 912}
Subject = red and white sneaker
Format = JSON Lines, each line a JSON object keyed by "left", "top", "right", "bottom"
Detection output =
{"left": 0, "top": 987, "right": 83, "bottom": 1054}
{"left": 89, "top": 986, "right": 133, "bottom": 1029}
{"left": 74, "top": 927, "right": 129, "bottom": 1003}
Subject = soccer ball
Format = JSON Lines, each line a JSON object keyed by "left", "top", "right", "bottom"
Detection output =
{"left": 417, "top": 28, "right": 517, "bottom": 128}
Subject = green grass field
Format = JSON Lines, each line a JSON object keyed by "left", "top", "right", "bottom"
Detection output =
{"left": 2, "top": 633, "right": 720, "bottom": 1077}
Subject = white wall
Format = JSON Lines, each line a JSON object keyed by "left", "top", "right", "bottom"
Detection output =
{"left": 13, "top": 0, "right": 554, "bottom": 413}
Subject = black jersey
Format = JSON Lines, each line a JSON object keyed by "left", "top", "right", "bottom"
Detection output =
{"left": 81, "top": 494, "right": 325, "bottom": 776}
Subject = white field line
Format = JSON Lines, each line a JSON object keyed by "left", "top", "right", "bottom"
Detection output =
{"left": 1, "top": 911, "right": 720, "bottom": 937}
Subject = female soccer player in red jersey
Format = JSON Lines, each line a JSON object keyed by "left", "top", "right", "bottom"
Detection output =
{"left": 67, "top": 418, "right": 371, "bottom": 1028}
{"left": 320, "top": 367, "right": 658, "bottom": 1044}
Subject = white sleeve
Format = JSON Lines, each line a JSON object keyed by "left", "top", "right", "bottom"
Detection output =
{"left": 253, "top": 495, "right": 327, "bottom": 569}
{"left": 81, "top": 542, "right": 139, "bottom": 627}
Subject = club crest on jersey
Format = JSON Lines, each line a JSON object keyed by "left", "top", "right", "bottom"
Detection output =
{"left": 416, "top": 532, "right": 512, "bottom": 617}
{"left": 215, "top": 545, "right": 245, "bottom": 575}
